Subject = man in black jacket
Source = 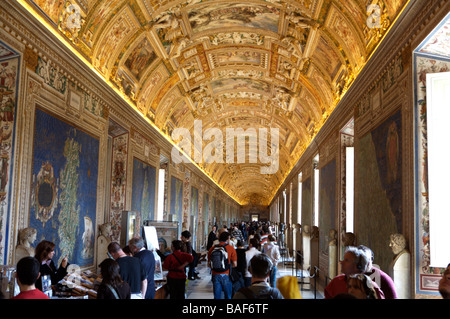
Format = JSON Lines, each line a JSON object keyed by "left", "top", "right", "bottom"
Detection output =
{"left": 207, "top": 225, "right": 218, "bottom": 251}
{"left": 129, "top": 237, "right": 155, "bottom": 299}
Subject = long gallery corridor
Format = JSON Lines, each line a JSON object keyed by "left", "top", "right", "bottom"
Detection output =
{"left": 0, "top": 0, "right": 450, "bottom": 306}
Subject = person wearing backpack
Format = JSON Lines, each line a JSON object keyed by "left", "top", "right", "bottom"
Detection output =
{"left": 233, "top": 253, "right": 284, "bottom": 300}
{"left": 208, "top": 231, "right": 237, "bottom": 299}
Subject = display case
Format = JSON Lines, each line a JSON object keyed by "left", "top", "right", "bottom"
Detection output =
{"left": 143, "top": 220, "right": 179, "bottom": 254}
{"left": 0, "top": 266, "right": 19, "bottom": 298}
{"left": 143, "top": 221, "right": 179, "bottom": 287}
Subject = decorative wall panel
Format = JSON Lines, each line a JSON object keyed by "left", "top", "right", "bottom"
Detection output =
{"left": 356, "top": 110, "right": 402, "bottom": 272}
{"left": 131, "top": 157, "right": 157, "bottom": 223}
{"left": 30, "top": 108, "right": 99, "bottom": 267}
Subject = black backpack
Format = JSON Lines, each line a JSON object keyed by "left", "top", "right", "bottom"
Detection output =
{"left": 210, "top": 244, "right": 229, "bottom": 272}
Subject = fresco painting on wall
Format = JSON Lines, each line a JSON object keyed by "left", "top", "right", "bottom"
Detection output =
{"left": 415, "top": 55, "right": 450, "bottom": 292}
{"left": 203, "top": 192, "right": 209, "bottom": 236}
{"left": 190, "top": 186, "right": 198, "bottom": 248}
{"left": 212, "top": 196, "right": 216, "bottom": 224}
{"left": 301, "top": 177, "right": 312, "bottom": 227}
{"left": 170, "top": 176, "right": 183, "bottom": 235}
{"left": 30, "top": 108, "right": 99, "bottom": 267}
{"left": 319, "top": 159, "right": 336, "bottom": 254}
{"left": 357, "top": 110, "right": 402, "bottom": 272}
{"left": 0, "top": 49, "right": 19, "bottom": 264}
{"left": 131, "top": 158, "right": 156, "bottom": 223}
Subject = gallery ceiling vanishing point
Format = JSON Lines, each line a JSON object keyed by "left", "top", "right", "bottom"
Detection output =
{"left": 17, "top": 0, "right": 409, "bottom": 205}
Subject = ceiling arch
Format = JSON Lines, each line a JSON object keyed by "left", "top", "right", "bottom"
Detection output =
{"left": 24, "top": 0, "right": 409, "bottom": 205}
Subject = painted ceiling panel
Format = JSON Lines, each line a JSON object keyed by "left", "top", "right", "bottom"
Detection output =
{"left": 23, "top": 0, "right": 410, "bottom": 205}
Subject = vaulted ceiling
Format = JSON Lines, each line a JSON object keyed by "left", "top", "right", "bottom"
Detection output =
{"left": 20, "top": 0, "right": 409, "bottom": 205}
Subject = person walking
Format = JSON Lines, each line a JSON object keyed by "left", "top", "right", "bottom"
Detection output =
{"left": 262, "top": 235, "right": 280, "bottom": 287}
{"left": 208, "top": 231, "right": 237, "bottom": 299}
{"left": 244, "top": 238, "right": 261, "bottom": 287}
{"left": 207, "top": 225, "right": 218, "bottom": 251}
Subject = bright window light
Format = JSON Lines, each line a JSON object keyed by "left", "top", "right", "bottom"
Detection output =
{"left": 157, "top": 168, "right": 165, "bottom": 221}
{"left": 298, "top": 173, "right": 302, "bottom": 224}
{"left": 314, "top": 155, "right": 319, "bottom": 227}
{"left": 346, "top": 147, "right": 354, "bottom": 233}
{"left": 427, "top": 72, "right": 450, "bottom": 267}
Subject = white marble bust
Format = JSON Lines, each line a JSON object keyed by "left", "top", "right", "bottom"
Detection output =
{"left": 15, "top": 227, "right": 37, "bottom": 264}
{"left": 97, "top": 222, "right": 112, "bottom": 266}
{"left": 389, "top": 233, "right": 411, "bottom": 299}
{"left": 328, "top": 229, "right": 337, "bottom": 279}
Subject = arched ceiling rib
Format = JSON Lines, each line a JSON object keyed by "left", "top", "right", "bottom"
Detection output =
{"left": 24, "top": 0, "right": 409, "bottom": 205}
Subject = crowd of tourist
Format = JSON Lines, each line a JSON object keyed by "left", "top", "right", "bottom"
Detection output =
{"left": 4, "top": 219, "right": 450, "bottom": 301}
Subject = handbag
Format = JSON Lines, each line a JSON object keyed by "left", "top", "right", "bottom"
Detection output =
{"left": 155, "top": 283, "right": 169, "bottom": 299}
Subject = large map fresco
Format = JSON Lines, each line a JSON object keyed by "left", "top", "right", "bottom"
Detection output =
{"left": 170, "top": 176, "right": 183, "bottom": 235}
{"left": 356, "top": 110, "right": 402, "bottom": 272}
{"left": 131, "top": 158, "right": 156, "bottom": 223}
{"left": 190, "top": 186, "right": 198, "bottom": 248}
{"left": 301, "top": 177, "right": 312, "bottom": 227}
{"left": 30, "top": 108, "right": 99, "bottom": 267}
{"left": 319, "top": 159, "right": 336, "bottom": 254}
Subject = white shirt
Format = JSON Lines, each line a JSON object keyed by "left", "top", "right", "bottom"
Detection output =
{"left": 245, "top": 247, "right": 261, "bottom": 278}
{"left": 262, "top": 242, "right": 281, "bottom": 267}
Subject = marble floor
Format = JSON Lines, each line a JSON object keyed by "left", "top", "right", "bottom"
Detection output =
{"left": 185, "top": 260, "right": 324, "bottom": 299}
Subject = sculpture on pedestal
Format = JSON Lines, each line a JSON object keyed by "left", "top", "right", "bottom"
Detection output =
{"left": 97, "top": 222, "right": 112, "bottom": 266}
{"left": 328, "top": 229, "right": 337, "bottom": 279}
{"left": 389, "top": 233, "right": 411, "bottom": 299}
{"left": 15, "top": 227, "right": 37, "bottom": 264}
{"left": 342, "top": 232, "right": 356, "bottom": 247}
{"left": 302, "top": 225, "right": 311, "bottom": 275}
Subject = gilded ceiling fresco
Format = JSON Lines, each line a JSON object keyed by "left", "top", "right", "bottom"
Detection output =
{"left": 23, "top": 0, "right": 409, "bottom": 205}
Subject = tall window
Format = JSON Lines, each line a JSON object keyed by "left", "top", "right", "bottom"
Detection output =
{"left": 427, "top": 71, "right": 450, "bottom": 267}
{"left": 340, "top": 118, "right": 354, "bottom": 234}
{"left": 346, "top": 147, "right": 354, "bottom": 233}
{"left": 157, "top": 168, "right": 165, "bottom": 221}
{"left": 289, "top": 183, "right": 293, "bottom": 226}
{"left": 313, "top": 154, "right": 319, "bottom": 227}
{"left": 298, "top": 172, "right": 302, "bottom": 224}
